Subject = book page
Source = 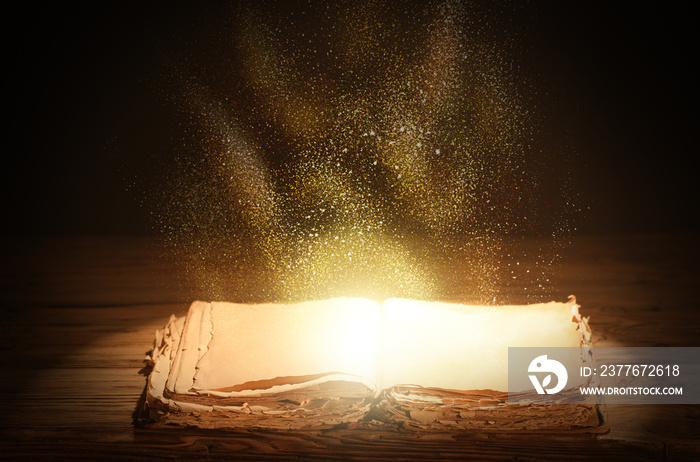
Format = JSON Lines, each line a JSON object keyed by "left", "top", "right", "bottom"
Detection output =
{"left": 165, "top": 301, "right": 210, "bottom": 394}
{"left": 379, "top": 298, "right": 584, "bottom": 391}
{"left": 191, "top": 297, "right": 382, "bottom": 392}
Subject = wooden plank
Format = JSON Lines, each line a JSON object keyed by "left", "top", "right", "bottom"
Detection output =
{"left": 0, "top": 426, "right": 670, "bottom": 461}
{"left": 0, "top": 234, "right": 698, "bottom": 460}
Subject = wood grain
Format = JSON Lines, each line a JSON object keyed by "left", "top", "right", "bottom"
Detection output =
{"left": 1, "top": 234, "right": 698, "bottom": 460}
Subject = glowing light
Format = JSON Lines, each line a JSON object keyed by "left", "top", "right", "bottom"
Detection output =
{"left": 153, "top": 297, "right": 588, "bottom": 395}
{"left": 147, "top": 1, "right": 579, "bottom": 303}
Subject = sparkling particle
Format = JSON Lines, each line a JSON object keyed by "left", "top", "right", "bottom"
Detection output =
{"left": 148, "top": 0, "right": 578, "bottom": 304}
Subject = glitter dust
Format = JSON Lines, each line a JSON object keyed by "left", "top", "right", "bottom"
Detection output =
{"left": 146, "top": 0, "right": 580, "bottom": 304}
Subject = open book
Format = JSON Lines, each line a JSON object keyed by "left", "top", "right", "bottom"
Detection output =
{"left": 144, "top": 297, "right": 598, "bottom": 431}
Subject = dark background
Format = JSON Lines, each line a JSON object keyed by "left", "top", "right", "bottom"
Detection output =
{"left": 0, "top": 6, "right": 698, "bottom": 457}
{"left": 3, "top": 1, "right": 698, "bottom": 236}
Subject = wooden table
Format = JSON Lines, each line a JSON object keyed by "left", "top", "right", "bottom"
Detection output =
{"left": 1, "top": 234, "right": 698, "bottom": 460}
